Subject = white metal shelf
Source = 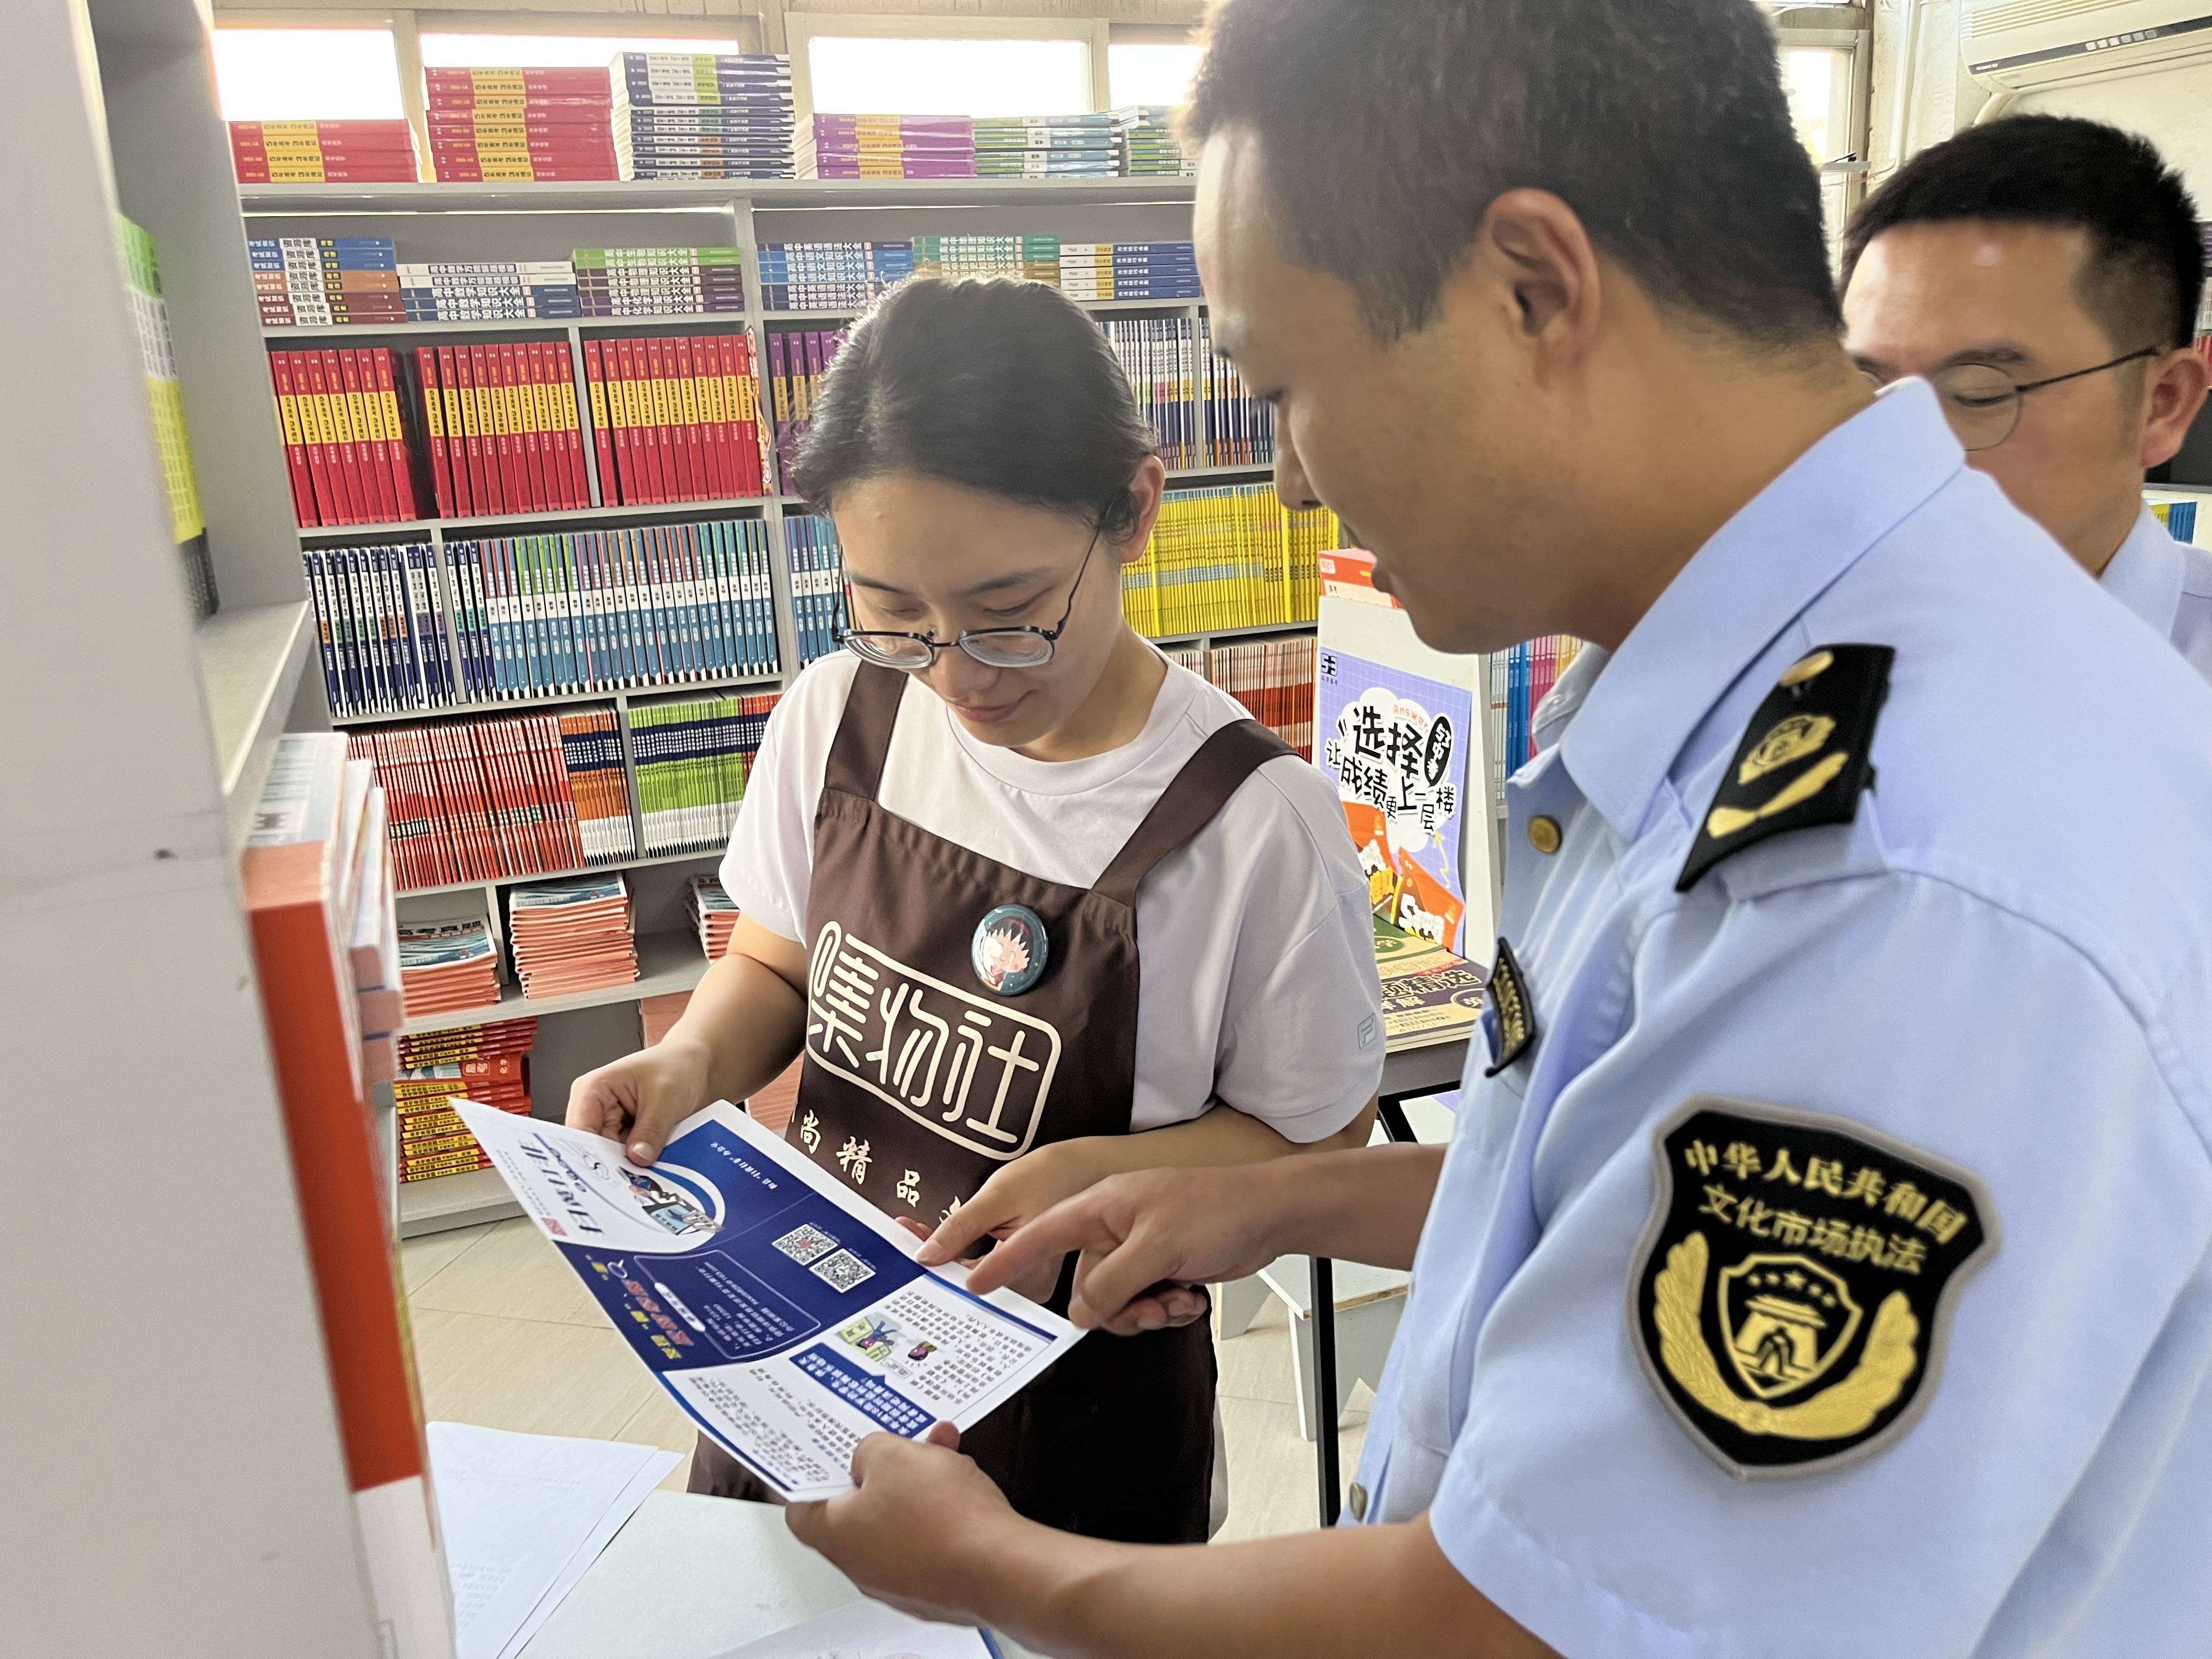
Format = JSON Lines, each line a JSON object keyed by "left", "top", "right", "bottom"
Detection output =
{"left": 239, "top": 177, "right": 1199, "bottom": 215}
{"left": 397, "top": 1166, "right": 521, "bottom": 1238}
{"left": 196, "top": 600, "right": 313, "bottom": 850}
{"left": 399, "top": 928, "right": 709, "bottom": 1036}
{"left": 262, "top": 313, "right": 750, "bottom": 339}
{"left": 396, "top": 846, "right": 721, "bottom": 902}
{"left": 331, "top": 669, "right": 785, "bottom": 730}
{"left": 759, "top": 295, "right": 1201, "bottom": 321}
{"left": 296, "top": 496, "right": 776, "bottom": 540}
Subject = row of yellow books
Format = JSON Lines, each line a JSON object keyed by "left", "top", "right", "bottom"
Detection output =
{"left": 1121, "top": 485, "right": 1333, "bottom": 641}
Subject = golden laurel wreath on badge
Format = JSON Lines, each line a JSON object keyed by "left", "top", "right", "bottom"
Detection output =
{"left": 1629, "top": 1094, "right": 1996, "bottom": 1479}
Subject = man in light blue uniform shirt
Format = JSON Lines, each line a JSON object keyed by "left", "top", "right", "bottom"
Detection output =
{"left": 1842, "top": 115, "right": 2212, "bottom": 682}
{"left": 783, "top": 4, "right": 2212, "bottom": 1654}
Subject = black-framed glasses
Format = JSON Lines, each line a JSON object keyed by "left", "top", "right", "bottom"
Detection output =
{"left": 1870, "top": 347, "right": 2162, "bottom": 453}
{"left": 835, "top": 529, "right": 1102, "bottom": 671}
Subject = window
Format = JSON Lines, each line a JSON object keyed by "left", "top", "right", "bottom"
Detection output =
{"left": 211, "top": 28, "right": 404, "bottom": 122}
{"left": 419, "top": 35, "right": 749, "bottom": 69}
{"left": 804, "top": 36, "right": 1092, "bottom": 117}
{"left": 1108, "top": 42, "right": 1204, "bottom": 110}
{"left": 1784, "top": 46, "right": 1855, "bottom": 167}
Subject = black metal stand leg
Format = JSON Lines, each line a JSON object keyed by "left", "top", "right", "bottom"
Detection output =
{"left": 1376, "top": 1093, "right": 1418, "bottom": 1145}
{"left": 1312, "top": 1255, "right": 1340, "bottom": 1526}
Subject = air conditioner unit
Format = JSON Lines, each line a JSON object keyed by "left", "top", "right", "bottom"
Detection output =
{"left": 1964, "top": 0, "right": 2212, "bottom": 93}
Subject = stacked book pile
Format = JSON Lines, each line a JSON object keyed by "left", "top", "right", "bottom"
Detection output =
{"left": 252, "top": 235, "right": 404, "bottom": 328}
{"left": 507, "top": 873, "right": 640, "bottom": 998}
{"left": 572, "top": 247, "right": 745, "bottom": 317}
{"left": 974, "top": 114, "right": 1118, "bottom": 177}
{"left": 398, "top": 259, "right": 580, "bottom": 321}
{"left": 763, "top": 325, "right": 850, "bottom": 490}
{"left": 1107, "top": 241, "right": 1203, "bottom": 300}
{"left": 757, "top": 241, "right": 914, "bottom": 311}
{"left": 687, "top": 875, "right": 739, "bottom": 958}
{"left": 1119, "top": 486, "right": 1333, "bottom": 640}
{"left": 439, "top": 520, "right": 783, "bottom": 701}
{"left": 799, "top": 115, "right": 975, "bottom": 179}
{"left": 910, "top": 234, "right": 1058, "bottom": 281}
{"left": 612, "top": 52, "right": 794, "bottom": 180}
{"left": 1057, "top": 242, "right": 1115, "bottom": 301}
{"left": 628, "top": 691, "right": 780, "bottom": 855}
{"left": 580, "top": 333, "right": 770, "bottom": 503}
{"left": 408, "top": 340, "right": 589, "bottom": 516}
{"left": 1112, "top": 106, "right": 1195, "bottom": 177}
{"left": 394, "top": 1019, "right": 536, "bottom": 1183}
{"left": 267, "top": 345, "right": 429, "bottom": 527}
{"left": 117, "top": 216, "right": 212, "bottom": 613}
{"left": 785, "top": 513, "right": 846, "bottom": 665}
{"left": 397, "top": 918, "right": 503, "bottom": 1015}
{"left": 230, "top": 119, "right": 417, "bottom": 184}
{"left": 1198, "top": 313, "right": 1276, "bottom": 466}
{"left": 348, "top": 711, "right": 634, "bottom": 889}
{"left": 640, "top": 991, "right": 691, "bottom": 1047}
{"left": 425, "top": 66, "right": 617, "bottom": 183}
{"left": 1101, "top": 317, "right": 1203, "bottom": 469}
{"left": 1209, "top": 636, "right": 1319, "bottom": 761}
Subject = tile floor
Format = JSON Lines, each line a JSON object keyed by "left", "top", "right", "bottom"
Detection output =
{"left": 402, "top": 1218, "right": 1374, "bottom": 1544}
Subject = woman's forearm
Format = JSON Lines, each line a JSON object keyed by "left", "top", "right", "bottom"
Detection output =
{"left": 1058, "top": 1094, "right": 1379, "bottom": 1186}
{"left": 664, "top": 916, "right": 809, "bottom": 1105}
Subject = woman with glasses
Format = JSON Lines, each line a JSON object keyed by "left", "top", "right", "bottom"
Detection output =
{"left": 567, "top": 276, "right": 1384, "bottom": 1543}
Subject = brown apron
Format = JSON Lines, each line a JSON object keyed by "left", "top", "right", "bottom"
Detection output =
{"left": 690, "top": 663, "right": 1293, "bottom": 1543}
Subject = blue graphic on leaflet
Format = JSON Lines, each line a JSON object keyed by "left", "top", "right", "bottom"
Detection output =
{"left": 791, "top": 1345, "right": 933, "bottom": 1436}
{"left": 540, "top": 1115, "right": 927, "bottom": 1376}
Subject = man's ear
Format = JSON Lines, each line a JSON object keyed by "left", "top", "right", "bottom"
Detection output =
{"left": 2142, "top": 346, "right": 2211, "bottom": 470}
{"left": 1476, "top": 188, "right": 1605, "bottom": 360}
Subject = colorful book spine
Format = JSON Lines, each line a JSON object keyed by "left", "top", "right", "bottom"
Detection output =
{"left": 251, "top": 236, "right": 404, "bottom": 328}
{"left": 270, "top": 346, "right": 430, "bottom": 527}
{"left": 763, "top": 325, "right": 848, "bottom": 493}
{"left": 424, "top": 67, "right": 616, "bottom": 183}
{"left": 784, "top": 514, "right": 847, "bottom": 667}
{"left": 1206, "top": 636, "right": 1318, "bottom": 761}
{"left": 625, "top": 691, "right": 781, "bottom": 855}
{"left": 408, "top": 340, "right": 588, "bottom": 518}
{"left": 572, "top": 247, "right": 746, "bottom": 318}
{"left": 581, "top": 331, "right": 768, "bottom": 504}
{"left": 1101, "top": 317, "right": 1204, "bottom": 471}
{"left": 230, "top": 120, "right": 417, "bottom": 184}
{"left": 1119, "top": 486, "right": 1333, "bottom": 641}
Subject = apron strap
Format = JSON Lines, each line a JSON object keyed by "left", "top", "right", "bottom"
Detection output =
{"left": 1093, "top": 719, "right": 1295, "bottom": 907}
{"left": 823, "top": 663, "right": 907, "bottom": 803}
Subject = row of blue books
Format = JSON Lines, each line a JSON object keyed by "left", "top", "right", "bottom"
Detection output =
{"left": 786, "top": 514, "right": 846, "bottom": 665}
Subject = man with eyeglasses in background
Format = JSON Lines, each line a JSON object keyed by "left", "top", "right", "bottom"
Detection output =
{"left": 1843, "top": 115, "right": 2212, "bottom": 679}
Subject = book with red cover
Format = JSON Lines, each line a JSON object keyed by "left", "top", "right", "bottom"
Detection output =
{"left": 241, "top": 735, "right": 454, "bottom": 1659}
{"left": 415, "top": 348, "right": 455, "bottom": 517}
{"left": 338, "top": 351, "right": 395, "bottom": 522}
{"left": 582, "top": 340, "right": 618, "bottom": 505}
{"left": 373, "top": 349, "right": 420, "bottom": 521}
{"left": 268, "top": 351, "right": 317, "bottom": 524}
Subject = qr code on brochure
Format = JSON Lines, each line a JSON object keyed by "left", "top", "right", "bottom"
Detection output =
{"left": 772, "top": 1223, "right": 839, "bottom": 1265}
{"left": 809, "top": 1250, "right": 876, "bottom": 1294}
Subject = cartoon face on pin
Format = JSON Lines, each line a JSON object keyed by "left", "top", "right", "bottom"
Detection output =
{"left": 973, "top": 904, "right": 1048, "bottom": 996}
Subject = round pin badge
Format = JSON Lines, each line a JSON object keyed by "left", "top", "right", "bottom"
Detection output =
{"left": 972, "top": 904, "right": 1049, "bottom": 996}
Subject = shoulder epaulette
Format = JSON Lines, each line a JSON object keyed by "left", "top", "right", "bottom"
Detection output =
{"left": 1675, "top": 644, "right": 1894, "bottom": 893}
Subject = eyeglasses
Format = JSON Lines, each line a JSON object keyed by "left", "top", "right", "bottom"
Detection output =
{"left": 835, "top": 529, "right": 1101, "bottom": 671}
{"left": 1873, "top": 347, "right": 2161, "bottom": 453}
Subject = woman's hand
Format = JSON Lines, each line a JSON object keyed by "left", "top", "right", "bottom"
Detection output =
{"left": 565, "top": 1034, "right": 713, "bottom": 1165}
{"left": 906, "top": 1141, "right": 1113, "bottom": 1304}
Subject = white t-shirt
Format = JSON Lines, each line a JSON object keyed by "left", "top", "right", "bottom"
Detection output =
{"left": 720, "top": 650, "right": 1383, "bottom": 1139}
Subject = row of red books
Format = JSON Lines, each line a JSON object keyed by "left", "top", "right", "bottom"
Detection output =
{"left": 229, "top": 119, "right": 417, "bottom": 183}
{"left": 412, "top": 340, "right": 591, "bottom": 518}
{"left": 269, "top": 347, "right": 427, "bottom": 528}
{"left": 349, "top": 714, "right": 602, "bottom": 890}
{"left": 582, "top": 332, "right": 768, "bottom": 505}
{"left": 395, "top": 1019, "right": 536, "bottom": 1182}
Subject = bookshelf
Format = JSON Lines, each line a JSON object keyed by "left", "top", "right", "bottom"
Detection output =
{"left": 237, "top": 173, "right": 1319, "bottom": 1235}
{"left": 4, "top": 1, "right": 396, "bottom": 1652}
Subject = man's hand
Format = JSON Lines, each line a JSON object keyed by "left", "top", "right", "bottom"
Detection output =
{"left": 565, "top": 1034, "right": 711, "bottom": 1165}
{"left": 962, "top": 1164, "right": 1288, "bottom": 1335}
{"left": 908, "top": 1141, "right": 1107, "bottom": 1303}
{"left": 786, "top": 1427, "right": 1014, "bottom": 1626}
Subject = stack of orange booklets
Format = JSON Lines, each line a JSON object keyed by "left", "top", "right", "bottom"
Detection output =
{"left": 397, "top": 918, "right": 502, "bottom": 1017}
{"left": 507, "top": 872, "right": 640, "bottom": 998}
{"left": 686, "top": 874, "right": 738, "bottom": 958}
{"left": 239, "top": 734, "right": 455, "bottom": 1657}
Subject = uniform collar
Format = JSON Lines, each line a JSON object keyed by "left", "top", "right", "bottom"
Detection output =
{"left": 1557, "top": 380, "right": 1963, "bottom": 843}
{"left": 2098, "top": 505, "right": 2186, "bottom": 642}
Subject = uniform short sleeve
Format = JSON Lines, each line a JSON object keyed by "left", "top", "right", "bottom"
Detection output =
{"left": 717, "top": 660, "right": 846, "bottom": 944}
{"left": 1427, "top": 873, "right": 2212, "bottom": 1658}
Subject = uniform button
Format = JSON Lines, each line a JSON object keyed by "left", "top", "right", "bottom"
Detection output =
{"left": 1348, "top": 1482, "right": 1368, "bottom": 1521}
{"left": 1527, "top": 816, "right": 1563, "bottom": 855}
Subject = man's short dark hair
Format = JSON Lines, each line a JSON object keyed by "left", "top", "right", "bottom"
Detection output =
{"left": 1842, "top": 115, "right": 2205, "bottom": 352}
{"left": 1181, "top": 0, "right": 1840, "bottom": 348}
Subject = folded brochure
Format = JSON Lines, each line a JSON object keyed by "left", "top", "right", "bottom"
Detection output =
{"left": 452, "top": 1099, "right": 1083, "bottom": 1500}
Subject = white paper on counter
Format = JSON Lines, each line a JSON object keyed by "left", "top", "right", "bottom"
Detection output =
{"left": 709, "top": 1598, "right": 999, "bottom": 1659}
{"left": 427, "top": 1422, "right": 680, "bottom": 1659}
